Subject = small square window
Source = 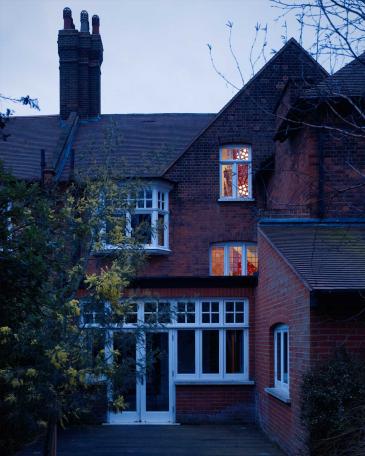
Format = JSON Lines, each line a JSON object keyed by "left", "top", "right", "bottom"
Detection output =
{"left": 201, "top": 301, "right": 220, "bottom": 324}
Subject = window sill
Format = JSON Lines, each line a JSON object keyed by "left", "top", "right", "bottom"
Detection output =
{"left": 265, "top": 387, "right": 291, "bottom": 404}
{"left": 93, "top": 245, "right": 171, "bottom": 256}
{"left": 218, "top": 198, "right": 255, "bottom": 203}
{"left": 175, "top": 379, "right": 255, "bottom": 386}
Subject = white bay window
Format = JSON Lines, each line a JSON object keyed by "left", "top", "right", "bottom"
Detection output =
{"left": 102, "top": 182, "right": 170, "bottom": 254}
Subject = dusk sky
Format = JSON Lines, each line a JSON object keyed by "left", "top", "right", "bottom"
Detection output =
{"left": 1, "top": 0, "right": 315, "bottom": 116}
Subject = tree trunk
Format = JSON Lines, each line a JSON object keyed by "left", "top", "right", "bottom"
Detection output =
{"left": 43, "top": 418, "right": 57, "bottom": 456}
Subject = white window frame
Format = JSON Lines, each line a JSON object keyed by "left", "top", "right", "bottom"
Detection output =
{"left": 101, "top": 183, "right": 171, "bottom": 253}
{"left": 274, "top": 324, "right": 289, "bottom": 393}
{"left": 209, "top": 242, "right": 258, "bottom": 276}
{"left": 81, "top": 298, "right": 250, "bottom": 383}
{"left": 219, "top": 144, "right": 253, "bottom": 201}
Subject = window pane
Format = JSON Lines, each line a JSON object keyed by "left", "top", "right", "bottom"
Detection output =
{"left": 177, "top": 330, "right": 195, "bottom": 374}
{"left": 229, "top": 246, "right": 242, "bottom": 276}
{"left": 221, "top": 148, "right": 233, "bottom": 160}
{"left": 246, "top": 245, "right": 258, "bottom": 275}
{"left": 158, "top": 302, "right": 171, "bottom": 323}
{"left": 237, "top": 164, "right": 249, "bottom": 198}
{"left": 226, "top": 330, "right": 243, "bottom": 373}
{"left": 202, "top": 330, "right": 219, "bottom": 373}
{"left": 222, "top": 164, "right": 233, "bottom": 197}
{"left": 233, "top": 147, "right": 250, "bottom": 161}
{"left": 276, "top": 332, "right": 281, "bottom": 381}
{"left": 158, "top": 213, "right": 165, "bottom": 247}
{"left": 283, "top": 331, "right": 288, "bottom": 384}
{"left": 131, "top": 213, "right": 152, "bottom": 244}
{"left": 211, "top": 246, "right": 224, "bottom": 276}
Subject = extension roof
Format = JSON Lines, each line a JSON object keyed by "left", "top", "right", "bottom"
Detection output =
{"left": 259, "top": 222, "right": 365, "bottom": 291}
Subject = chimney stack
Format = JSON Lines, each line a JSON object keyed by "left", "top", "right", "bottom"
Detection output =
{"left": 58, "top": 7, "right": 103, "bottom": 120}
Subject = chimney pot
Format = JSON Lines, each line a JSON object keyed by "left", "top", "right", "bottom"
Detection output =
{"left": 80, "top": 10, "right": 89, "bottom": 32}
{"left": 63, "top": 7, "right": 73, "bottom": 29}
{"left": 92, "top": 15, "right": 100, "bottom": 34}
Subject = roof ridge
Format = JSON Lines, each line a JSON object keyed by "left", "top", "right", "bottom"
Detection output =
{"left": 161, "top": 38, "right": 327, "bottom": 176}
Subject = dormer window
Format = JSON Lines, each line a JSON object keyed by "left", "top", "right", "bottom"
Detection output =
{"left": 220, "top": 145, "right": 252, "bottom": 200}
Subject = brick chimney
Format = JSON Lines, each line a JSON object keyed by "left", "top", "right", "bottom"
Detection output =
{"left": 58, "top": 7, "right": 103, "bottom": 120}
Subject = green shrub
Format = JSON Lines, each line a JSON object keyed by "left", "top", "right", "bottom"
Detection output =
{"left": 301, "top": 349, "right": 365, "bottom": 456}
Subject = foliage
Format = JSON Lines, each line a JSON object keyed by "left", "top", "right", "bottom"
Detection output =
{"left": 301, "top": 349, "right": 365, "bottom": 456}
{"left": 0, "top": 160, "right": 146, "bottom": 454}
{"left": 0, "top": 94, "right": 40, "bottom": 141}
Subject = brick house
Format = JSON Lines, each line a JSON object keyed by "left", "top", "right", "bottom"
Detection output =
{"left": 1, "top": 8, "right": 364, "bottom": 455}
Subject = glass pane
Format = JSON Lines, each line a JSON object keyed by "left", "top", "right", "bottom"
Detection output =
{"left": 202, "top": 302, "right": 209, "bottom": 312}
{"left": 113, "top": 332, "right": 137, "bottom": 411}
{"left": 158, "top": 302, "right": 171, "bottom": 323}
{"left": 211, "top": 246, "right": 224, "bottom": 276}
{"left": 202, "top": 314, "right": 210, "bottom": 323}
{"left": 237, "top": 164, "right": 249, "bottom": 198}
{"left": 283, "top": 331, "right": 288, "bottom": 384}
{"left": 221, "top": 164, "right": 233, "bottom": 197}
{"left": 225, "top": 313, "right": 234, "bottom": 323}
{"left": 146, "top": 333, "right": 169, "bottom": 411}
{"left": 131, "top": 213, "right": 152, "bottom": 244}
{"left": 226, "top": 330, "right": 243, "bottom": 373}
{"left": 226, "top": 302, "right": 234, "bottom": 312}
{"left": 202, "top": 330, "right": 219, "bottom": 373}
{"left": 212, "top": 302, "right": 219, "bottom": 312}
{"left": 276, "top": 332, "right": 281, "bottom": 382}
{"left": 247, "top": 245, "right": 258, "bottom": 275}
{"left": 177, "top": 330, "right": 195, "bottom": 374}
{"left": 229, "top": 246, "right": 242, "bottom": 276}
{"left": 236, "top": 302, "right": 244, "bottom": 312}
{"left": 158, "top": 213, "right": 165, "bottom": 247}
{"left": 221, "top": 148, "right": 233, "bottom": 160}
{"left": 125, "top": 302, "right": 138, "bottom": 324}
{"left": 233, "top": 147, "right": 249, "bottom": 161}
{"left": 236, "top": 313, "right": 244, "bottom": 324}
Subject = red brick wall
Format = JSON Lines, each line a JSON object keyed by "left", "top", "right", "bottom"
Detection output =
{"left": 139, "top": 42, "right": 325, "bottom": 278}
{"left": 310, "top": 302, "right": 365, "bottom": 364}
{"left": 256, "top": 231, "right": 311, "bottom": 455}
{"left": 267, "top": 127, "right": 319, "bottom": 217}
{"left": 268, "top": 118, "right": 365, "bottom": 218}
{"left": 176, "top": 385, "right": 255, "bottom": 423}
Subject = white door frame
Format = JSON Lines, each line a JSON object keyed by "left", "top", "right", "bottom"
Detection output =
{"left": 107, "top": 329, "right": 175, "bottom": 424}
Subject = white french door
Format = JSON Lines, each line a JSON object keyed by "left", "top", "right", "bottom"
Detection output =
{"left": 107, "top": 330, "right": 174, "bottom": 424}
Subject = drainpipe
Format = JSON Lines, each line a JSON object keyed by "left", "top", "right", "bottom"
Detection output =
{"left": 318, "top": 129, "right": 325, "bottom": 218}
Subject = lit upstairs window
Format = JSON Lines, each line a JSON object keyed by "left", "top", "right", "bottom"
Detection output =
{"left": 220, "top": 145, "right": 252, "bottom": 200}
{"left": 210, "top": 243, "right": 258, "bottom": 276}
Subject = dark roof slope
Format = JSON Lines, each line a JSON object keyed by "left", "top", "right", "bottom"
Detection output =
{"left": 304, "top": 52, "right": 365, "bottom": 98}
{"left": 260, "top": 222, "right": 365, "bottom": 290}
{"left": 0, "top": 113, "right": 214, "bottom": 180}
{"left": 71, "top": 113, "right": 214, "bottom": 178}
{"left": 0, "top": 115, "right": 61, "bottom": 180}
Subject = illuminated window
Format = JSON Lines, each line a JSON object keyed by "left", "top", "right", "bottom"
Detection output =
{"left": 220, "top": 145, "right": 252, "bottom": 199}
{"left": 210, "top": 243, "right": 258, "bottom": 276}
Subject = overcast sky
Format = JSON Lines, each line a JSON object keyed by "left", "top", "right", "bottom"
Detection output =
{"left": 1, "top": 0, "right": 310, "bottom": 116}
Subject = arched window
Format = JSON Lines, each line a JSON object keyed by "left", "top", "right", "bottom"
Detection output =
{"left": 274, "top": 324, "right": 289, "bottom": 392}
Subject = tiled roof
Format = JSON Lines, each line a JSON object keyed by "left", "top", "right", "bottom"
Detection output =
{"left": 0, "top": 115, "right": 61, "bottom": 180}
{"left": 303, "top": 52, "right": 365, "bottom": 98}
{"left": 259, "top": 222, "right": 365, "bottom": 290}
{"left": 0, "top": 113, "right": 215, "bottom": 180}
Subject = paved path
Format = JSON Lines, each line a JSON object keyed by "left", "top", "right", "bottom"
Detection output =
{"left": 19, "top": 424, "right": 285, "bottom": 456}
